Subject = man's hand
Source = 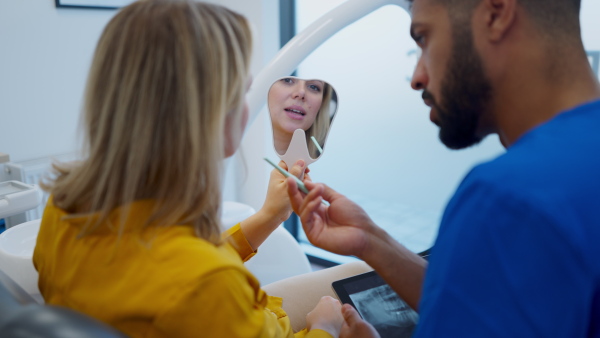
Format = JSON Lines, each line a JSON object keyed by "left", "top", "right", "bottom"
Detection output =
{"left": 340, "top": 304, "right": 380, "bottom": 338}
{"left": 286, "top": 175, "right": 379, "bottom": 259}
{"left": 285, "top": 162, "right": 428, "bottom": 311}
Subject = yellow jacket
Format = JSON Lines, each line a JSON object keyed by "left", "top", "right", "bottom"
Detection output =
{"left": 33, "top": 199, "right": 330, "bottom": 338}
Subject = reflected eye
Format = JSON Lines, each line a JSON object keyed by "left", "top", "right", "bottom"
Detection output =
{"left": 308, "top": 84, "right": 321, "bottom": 93}
{"left": 281, "top": 77, "right": 295, "bottom": 84}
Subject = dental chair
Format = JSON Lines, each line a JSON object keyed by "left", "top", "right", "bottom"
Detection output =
{"left": 0, "top": 219, "right": 42, "bottom": 302}
{"left": 0, "top": 269, "right": 127, "bottom": 337}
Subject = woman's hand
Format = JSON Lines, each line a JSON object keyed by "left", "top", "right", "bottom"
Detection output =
{"left": 306, "top": 296, "right": 344, "bottom": 337}
{"left": 261, "top": 160, "right": 308, "bottom": 224}
{"left": 239, "top": 160, "right": 309, "bottom": 250}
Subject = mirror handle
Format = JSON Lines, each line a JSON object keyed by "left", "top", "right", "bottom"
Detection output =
{"left": 278, "top": 129, "right": 317, "bottom": 180}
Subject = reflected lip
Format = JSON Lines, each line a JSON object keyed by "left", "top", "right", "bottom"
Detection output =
{"left": 284, "top": 105, "right": 306, "bottom": 116}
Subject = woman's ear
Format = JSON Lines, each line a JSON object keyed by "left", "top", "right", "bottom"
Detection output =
{"left": 482, "top": 0, "right": 517, "bottom": 43}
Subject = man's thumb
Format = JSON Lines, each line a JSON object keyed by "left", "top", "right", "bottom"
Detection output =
{"left": 342, "top": 304, "right": 361, "bottom": 324}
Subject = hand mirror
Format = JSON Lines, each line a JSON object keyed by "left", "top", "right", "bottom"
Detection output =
{"left": 267, "top": 77, "right": 339, "bottom": 170}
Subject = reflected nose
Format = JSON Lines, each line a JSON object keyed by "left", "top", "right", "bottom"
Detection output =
{"left": 411, "top": 57, "right": 428, "bottom": 91}
{"left": 292, "top": 83, "right": 305, "bottom": 100}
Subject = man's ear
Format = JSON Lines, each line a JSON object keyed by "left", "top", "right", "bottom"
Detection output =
{"left": 482, "top": 0, "right": 517, "bottom": 42}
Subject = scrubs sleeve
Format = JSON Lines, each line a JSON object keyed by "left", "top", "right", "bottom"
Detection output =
{"left": 414, "top": 180, "right": 592, "bottom": 337}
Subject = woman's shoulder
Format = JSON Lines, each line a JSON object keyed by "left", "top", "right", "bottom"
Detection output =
{"left": 36, "top": 198, "right": 256, "bottom": 291}
{"left": 38, "top": 199, "right": 251, "bottom": 283}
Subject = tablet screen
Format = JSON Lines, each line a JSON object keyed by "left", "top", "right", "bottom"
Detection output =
{"left": 332, "top": 271, "right": 418, "bottom": 338}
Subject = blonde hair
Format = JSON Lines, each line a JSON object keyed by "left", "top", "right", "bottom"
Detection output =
{"left": 43, "top": 0, "right": 252, "bottom": 244}
{"left": 306, "top": 83, "right": 334, "bottom": 159}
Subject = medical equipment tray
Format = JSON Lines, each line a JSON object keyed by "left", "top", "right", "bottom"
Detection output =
{"left": 0, "top": 181, "right": 41, "bottom": 219}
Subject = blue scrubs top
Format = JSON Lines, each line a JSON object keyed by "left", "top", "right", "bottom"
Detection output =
{"left": 414, "top": 100, "right": 600, "bottom": 337}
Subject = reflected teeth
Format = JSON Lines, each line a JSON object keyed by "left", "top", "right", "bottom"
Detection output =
{"left": 286, "top": 109, "right": 304, "bottom": 115}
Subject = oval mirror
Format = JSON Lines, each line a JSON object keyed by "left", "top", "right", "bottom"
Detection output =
{"left": 268, "top": 77, "right": 339, "bottom": 162}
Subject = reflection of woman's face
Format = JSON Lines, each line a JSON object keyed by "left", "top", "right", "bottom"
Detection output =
{"left": 269, "top": 77, "right": 324, "bottom": 134}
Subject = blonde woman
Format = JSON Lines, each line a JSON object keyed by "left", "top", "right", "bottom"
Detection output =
{"left": 32, "top": 1, "right": 349, "bottom": 337}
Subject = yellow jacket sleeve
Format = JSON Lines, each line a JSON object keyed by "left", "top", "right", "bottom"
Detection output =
{"left": 223, "top": 223, "right": 257, "bottom": 262}
{"left": 153, "top": 267, "right": 332, "bottom": 338}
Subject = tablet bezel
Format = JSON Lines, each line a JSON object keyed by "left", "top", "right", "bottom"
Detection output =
{"left": 332, "top": 270, "right": 382, "bottom": 313}
{"left": 332, "top": 249, "right": 430, "bottom": 307}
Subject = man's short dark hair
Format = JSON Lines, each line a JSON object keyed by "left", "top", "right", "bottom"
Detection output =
{"left": 409, "top": 0, "right": 581, "bottom": 39}
{"left": 519, "top": 0, "right": 581, "bottom": 38}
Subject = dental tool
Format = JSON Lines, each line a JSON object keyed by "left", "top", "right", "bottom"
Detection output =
{"left": 310, "top": 136, "right": 323, "bottom": 155}
{"left": 264, "top": 157, "right": 309, "bottom": 193}
{"left": 264, "top": 157, "right": 329, "bottom": 206}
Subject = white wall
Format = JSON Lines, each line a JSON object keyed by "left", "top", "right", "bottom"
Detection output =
{"left": 0, "top": 1, "right": 112, "bottom": 162}
{"left": 0, "top": 0, "right": 279, "bottom": 211}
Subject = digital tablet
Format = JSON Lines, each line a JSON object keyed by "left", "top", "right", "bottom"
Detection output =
{"left": 332, "top": 271, "right": 418, "bottom": 338}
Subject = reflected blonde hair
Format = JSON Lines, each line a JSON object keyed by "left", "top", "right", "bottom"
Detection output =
{"left": 43, "top": 0, "right": 252, "bottom": 244}
{"left": 306, "top": 83, "right": 333, "bottom": 159}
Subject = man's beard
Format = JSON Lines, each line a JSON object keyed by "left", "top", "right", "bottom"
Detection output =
{"left": 425, "top": 24, "right": 493, "bottom": 150}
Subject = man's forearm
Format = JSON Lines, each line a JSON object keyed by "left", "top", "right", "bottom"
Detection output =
{"left": 360, "top": 226, "right": 428, "bottom": 311}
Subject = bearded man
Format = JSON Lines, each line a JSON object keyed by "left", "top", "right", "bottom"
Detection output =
{"left": 287, "top": 0, "right": 600, "bottom": 336}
